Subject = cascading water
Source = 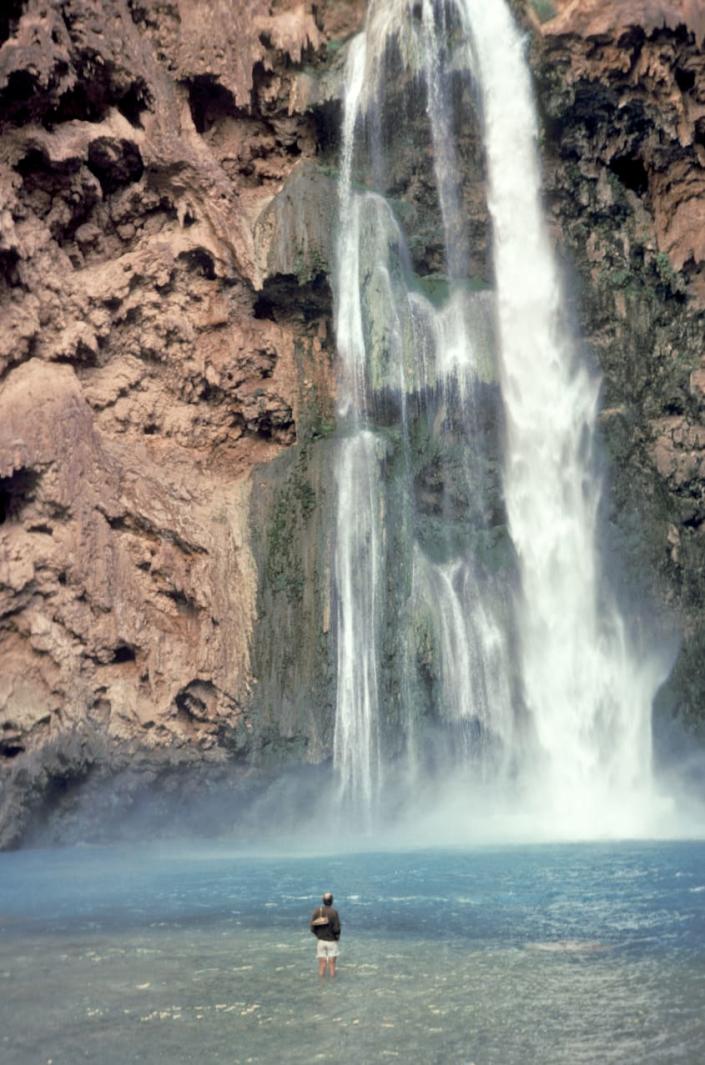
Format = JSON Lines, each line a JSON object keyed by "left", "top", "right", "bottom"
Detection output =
{"left": 332, "top": 0, "right": 669, "bottom": 835}
{"left": 464, "top": 0, "right": 667, "bottom": 832}
{"left": 333, "top": 35, "right": 382, "bottom": 809}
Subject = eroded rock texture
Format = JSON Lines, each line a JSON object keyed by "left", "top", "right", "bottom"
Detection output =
{"left": 3, "top": 0, "right": 705, "bottom": 847}
{"left": 522, "top": 0, "right": 705, "bottom": 742}
{"left": 0, "top": 0, "right": 353, "bottom": 846}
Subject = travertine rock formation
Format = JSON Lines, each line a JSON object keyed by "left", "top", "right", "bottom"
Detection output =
{"left": 2, "top": 0, "right": 705, "bottom": 847}
{"left": 0, "top": 0, "right": 354, "bottom": 846}
{"left": 527, "top": 0, "right": 705, "bottom": 741}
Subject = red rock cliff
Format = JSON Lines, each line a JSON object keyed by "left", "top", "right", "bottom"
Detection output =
{"left": 0, "top": 0, "right": 362, "bottom": 846}
{"left": 3, "top": 0, "right": 705, "bottom": 846}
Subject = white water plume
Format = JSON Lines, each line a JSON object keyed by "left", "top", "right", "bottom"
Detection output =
{"left": 332, "top": 0, "right": 672, "bottom": 835}
{"left": 459, "top": 0, "right": 669, "bottom": 828}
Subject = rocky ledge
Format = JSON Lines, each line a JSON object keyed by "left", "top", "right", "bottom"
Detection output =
{"left": 3, "top": 0, "right": 705, "bottom": 847}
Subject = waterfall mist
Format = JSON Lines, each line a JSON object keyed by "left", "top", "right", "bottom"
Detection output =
{"left": 330, "top": 0, "right": 679, "bottom": 840}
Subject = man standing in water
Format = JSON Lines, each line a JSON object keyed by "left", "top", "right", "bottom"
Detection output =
{"left": 310, "top": 891, "right": 341, "bottom": 978}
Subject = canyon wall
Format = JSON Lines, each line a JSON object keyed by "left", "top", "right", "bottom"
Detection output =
{"left": 0, "top": 0, "right": 704, "bottom": 846}
{"left": 0, "top": 0, "right": 359, "bottom": 846}
{"left": 531, "top": 0, "right": 705, "bottom": 751}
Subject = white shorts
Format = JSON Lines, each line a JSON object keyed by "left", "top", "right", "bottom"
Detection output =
{"left": 316, "top": 940, "right": 340, "bottom": 960}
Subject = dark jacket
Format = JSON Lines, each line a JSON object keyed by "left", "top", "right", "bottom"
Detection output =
{"left": 310, "top": 904, "right": 341, "bottom": 942}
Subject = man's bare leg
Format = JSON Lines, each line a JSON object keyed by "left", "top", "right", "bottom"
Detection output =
{"left": 328, "top": 958, "right": 336, "bottom": 978}
{"left": 318, "top": 957, "right": 327, "bottom": 978}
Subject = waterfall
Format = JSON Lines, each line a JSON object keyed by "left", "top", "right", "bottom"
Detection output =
{"left": 332, "top": 0, "right": 666, "bottom": 835}
{"left": 333, "top": 36, "right": 382, "bottom": 809}
{"left": 462, "top": 0, "right": 661, "bottom": 830}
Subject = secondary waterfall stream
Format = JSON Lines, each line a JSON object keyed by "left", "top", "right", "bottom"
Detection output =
{"left": 332, "top": 0, "right": 668, "bottom": 836}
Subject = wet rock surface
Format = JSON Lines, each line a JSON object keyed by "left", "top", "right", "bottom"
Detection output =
{"left": 3, "top": 0, "right": 705, "bottom": 846}
{"left": 523, "top": 0, "right": 705, "bottom": 740}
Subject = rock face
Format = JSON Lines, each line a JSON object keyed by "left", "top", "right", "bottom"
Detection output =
{"left": 0, "top": 0, "right": 355, "bottom": 847}
{"left": 2, "top": 0, "right": 705, "bottom": 847}
{"left": 523, "top": 0, "right": 705, "bottom": 741}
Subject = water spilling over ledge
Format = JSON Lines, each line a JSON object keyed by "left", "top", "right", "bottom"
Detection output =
{"left": 2, "top": 0, "right": 704, "bottom": 851}
{"left": 331, "top": 0, "right": 674, "bottom": 836}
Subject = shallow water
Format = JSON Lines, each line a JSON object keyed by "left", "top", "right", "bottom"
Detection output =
{"left": 1, "top": 841, "right": 704, "bottom": 1064}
